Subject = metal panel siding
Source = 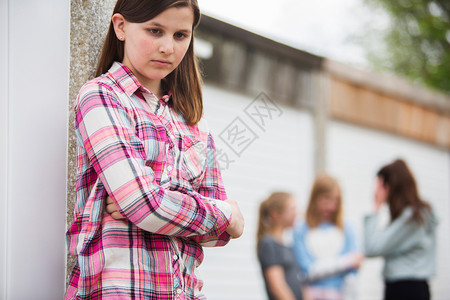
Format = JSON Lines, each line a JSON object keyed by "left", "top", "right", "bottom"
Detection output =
{"left": 199, "top": 84, "right": 315, "bottom": 299}
{"left": 327, "top": 121, "right": 450, "bottom": 300}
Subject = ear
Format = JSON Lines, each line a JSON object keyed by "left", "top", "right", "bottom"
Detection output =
{"left": 269, "top": 211, "right": 279, "bottom": 223}
{"left": 111, "top": 13, "right": 126, "bottom": 41}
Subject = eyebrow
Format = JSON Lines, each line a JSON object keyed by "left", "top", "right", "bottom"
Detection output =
{"left": 147, "top": 21, "right": 191, "bottom": 33}
{"left": 148, "top": 22, "right": 165, "bottom": 27}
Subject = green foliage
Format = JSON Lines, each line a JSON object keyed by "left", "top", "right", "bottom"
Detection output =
{"left": 364, "top": 0, "right": 450, "bottom": 94}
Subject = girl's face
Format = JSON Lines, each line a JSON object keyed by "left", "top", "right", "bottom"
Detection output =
{"left": 316, "top": 190, "right": 339, "bottom": 222}
{"left": 374, "top": 176, "right": 389, "bottom": 205}
{"left": 113, "top": 7, "right": 194, "bottom": 93}
{"left": 278, "top": 197, "right": 298, "bottom": 229}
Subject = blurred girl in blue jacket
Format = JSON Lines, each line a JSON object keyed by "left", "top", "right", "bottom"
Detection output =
{"left": 293, "top": 174, "right": 363, "bottom": 300}
{"left": 365, "top": 159, "right": 438, "bottom": 300}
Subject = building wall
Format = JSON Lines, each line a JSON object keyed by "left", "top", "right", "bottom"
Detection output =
{"left": 199, "top": 84, "right": 315, "bottom": 299}
{"left": 327, "top": 61, "right": 450, "bottom": 149}
{"left": 0, "top": 0, "right": 70, "bottom": 299}
{"left": 325, "top": 60, "right": 450, "bottom": 300}
{"left": 198, "top": 85, "right": 450, "bottom": 300}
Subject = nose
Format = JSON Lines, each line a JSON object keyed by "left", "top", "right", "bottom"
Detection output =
{"left": 159, "top": 36, "right": 174, "bottom": 55}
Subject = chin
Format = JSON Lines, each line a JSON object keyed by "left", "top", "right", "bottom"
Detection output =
{"left": 145, "top": 73, "right": 168, "bottom": 81}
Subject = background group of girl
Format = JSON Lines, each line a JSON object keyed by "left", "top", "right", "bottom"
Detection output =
{"left": 257, "top": 159, "right": 438, "bottom": 300}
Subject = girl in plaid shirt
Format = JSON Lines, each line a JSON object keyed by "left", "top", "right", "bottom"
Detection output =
{"left": 65, "top": 0, "right": 244, "bottom": 299}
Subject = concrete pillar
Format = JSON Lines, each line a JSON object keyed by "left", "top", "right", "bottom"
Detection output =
{"left": 66, "top": 0, "right": 115, "bottom": 284}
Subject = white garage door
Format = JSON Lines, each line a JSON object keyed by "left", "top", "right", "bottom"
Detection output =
{"left": 199, "top": 84, "right": 316, "bottom": 299}
{"left": 327, "top": 121, "right": 450, "bottom": 300}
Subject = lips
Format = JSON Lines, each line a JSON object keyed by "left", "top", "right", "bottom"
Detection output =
{"left": 152, "top": 59, "right": 172, "bottom": 67}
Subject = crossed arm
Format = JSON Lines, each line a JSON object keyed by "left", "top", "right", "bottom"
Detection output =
{"left": 77, "top": 83, "right": 243, "bottom": 241}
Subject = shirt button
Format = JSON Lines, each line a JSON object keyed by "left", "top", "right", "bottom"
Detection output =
{"left": 176, "top": 288, "right": 183, "bottom": 295}
{"left": 173, "top": 254, "right": 178, "bottom": 260}
{"left": 167, "top": 165, "right": 173, "bottom": 172}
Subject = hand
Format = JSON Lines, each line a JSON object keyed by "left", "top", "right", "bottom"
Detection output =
{"left": 106, "top": 196, "right": 126, "bottom": 220}
{"left": 351, "top": 253, "right": 364, "bottom": 269}
{"left": 301, "top": 286, "right": 314, "bottom": 300}
{"left": 374, "top": 195, "right": 386, "bottom": 212}
{"left": 224, "top": 199, "right": 244, "bottom": 239}
{"left": 374, "top": 177, "right": 388, "bottom": 212}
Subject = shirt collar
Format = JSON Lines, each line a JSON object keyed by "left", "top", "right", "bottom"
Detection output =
{"left": 107, "top": 62, "right": 172, "bottom": 103}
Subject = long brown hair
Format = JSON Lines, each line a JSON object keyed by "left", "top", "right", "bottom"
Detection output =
{"left": 377, "top": 159, "right": 431, "bottom": 224}
{"left": 256, "top": 192, "right": 293, "bottom": 246}
{"left": 305, "top": 174, "right": 343, "bottom": 229}
{"left": 96, "top": 0, "right": 203, "bottom": 125}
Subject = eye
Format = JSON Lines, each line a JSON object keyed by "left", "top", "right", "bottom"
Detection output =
{"left": 148, "top": 28, "right": 162, "bottom": 35}
{"left": 174, "top": 32, "right": 189, "bottom": 40}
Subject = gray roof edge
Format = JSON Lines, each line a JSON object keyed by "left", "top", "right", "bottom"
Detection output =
{"left": 198, "top": 14, "right": 324, "bottom": 69}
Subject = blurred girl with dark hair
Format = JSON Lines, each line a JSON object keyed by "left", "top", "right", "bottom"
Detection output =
{"left": 65, "top": 0, "right": 244, "bottom": 298}
{"left": 293, "top": 174, "right": 363, "bottom": 300}
{"left": 365, "top": 159, "right": 438, "bottom": 300}
{"left": 257, "top": 192, "right": 306, "bottom": 300}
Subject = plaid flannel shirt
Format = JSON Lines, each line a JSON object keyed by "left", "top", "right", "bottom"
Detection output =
{"left": 66, "top": 62, "right": 232, "bottom": 300}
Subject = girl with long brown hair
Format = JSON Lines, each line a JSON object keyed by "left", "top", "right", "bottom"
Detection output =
{"left": 257, "top": 192, "right": 306, "bottom": 300}
{"left": 65, "top": 1, "right": 244, "bottom": 299}
{"left": 293, "top": 174, "right": 363, "bottom": 300}
{"left": 365, "top": 159, "right": 438, "bottom": 300}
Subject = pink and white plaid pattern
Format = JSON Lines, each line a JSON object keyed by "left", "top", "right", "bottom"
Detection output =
{"left": 66, "top": 62, "right": 232, "bottom": 299}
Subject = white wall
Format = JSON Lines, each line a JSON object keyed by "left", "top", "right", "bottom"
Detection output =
{"left": 0, "top": 0, "right": 70, "bottom": 299}
{"left": 327, "top": 121, "right": 450, "bottom": 300}
{"left": 197, "top": 92, "right": 450, "bottom": 300}
{"left": 199, "top": 84, "right": 316, "bottom": 299}
{"left": 0, "top": 0, "right": 9, "bottom": 298}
